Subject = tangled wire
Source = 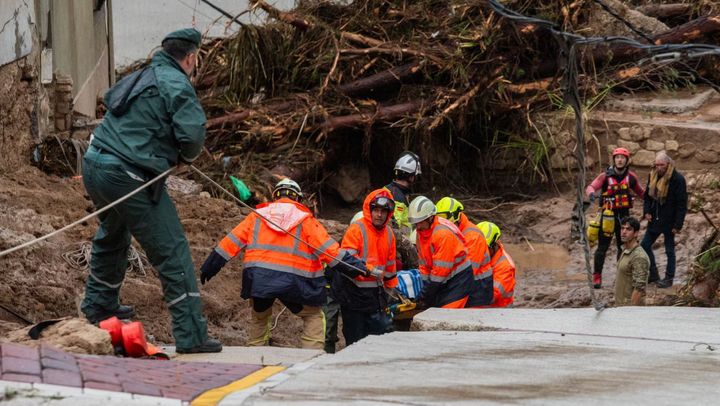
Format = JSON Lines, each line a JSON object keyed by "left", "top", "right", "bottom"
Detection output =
{"left": 62, "top": 241, "right": 151, "bottom": 277}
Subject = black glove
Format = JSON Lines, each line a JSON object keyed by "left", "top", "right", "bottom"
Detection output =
{"left": 588, "top": 192, "right": 596, "bottom": 203}
{"left": 332, "top": 252, "right": 368, "bottom": 278}
{"left": 200, "top": 250, "right": 228, "bottom": 285}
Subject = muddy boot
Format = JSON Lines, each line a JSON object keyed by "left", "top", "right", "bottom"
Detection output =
{"left": 247, "top": 307, "right": 272, "bottom": 346}
{"left": 297, "top": 305, "right": 325, "bottom": 350}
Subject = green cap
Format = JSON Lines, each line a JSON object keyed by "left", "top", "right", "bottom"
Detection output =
{"left": 162, "top": 28, "right": 202, "bottom": 47}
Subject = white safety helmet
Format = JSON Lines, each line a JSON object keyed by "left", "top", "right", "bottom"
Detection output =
{"left": 273, "top": 178, "right": 302, "bottom": 200}
{"left": 350, "top": 211, "right": 364, "bottom": 224}
{"left": 394, "top": 151, "right": 421, "bottom": 176}
{"left": 408, "top": 196, "right": 436, "bottom": 224}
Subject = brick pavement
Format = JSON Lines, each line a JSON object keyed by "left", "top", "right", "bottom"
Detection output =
{"left": 0, "top": 343, "right": 262, "bottom": 402}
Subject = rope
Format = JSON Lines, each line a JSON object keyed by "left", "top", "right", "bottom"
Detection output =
{"left": 188, "top": 165, "right": 369, "bottom": 276}
{"left": 62, "top": 241, "right": 150, "bottom": 276}
{"left": 270, "top": 306, "right": 287, "bottom": 331}
{"left": 0, "top": 168, "right": 173, "bottom": 258}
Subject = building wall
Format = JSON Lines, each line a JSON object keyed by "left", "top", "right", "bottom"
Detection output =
{"left": 49, "top": 0, "right": 111, "bottom": 117}
{"left": 0, "top": 0, "right": 35, "bottom": 67}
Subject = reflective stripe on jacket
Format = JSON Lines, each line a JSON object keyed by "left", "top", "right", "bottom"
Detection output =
{"left": 457, "top": 213, "right": 494, "bottom": 307}
{"left": 216, "top": 198, "right": 340, "bottom": 305}
{"left": 331, "top": 189, "right": 398, "bottom": 312}
{"left": 488, "top": 242, "right": 516, "bottom": 308}
{"left": 416, "top": 217, "right": 472, "bottom": 307}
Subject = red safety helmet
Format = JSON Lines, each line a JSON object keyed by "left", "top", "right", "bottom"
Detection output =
{"left": 612, "top": 147, "right": 631, "bottom": 158}
{"left": 99, "top": 316, "right": 124, "bottom": 347}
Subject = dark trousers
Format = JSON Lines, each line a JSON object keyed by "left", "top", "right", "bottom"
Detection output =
{"left": 641, "top": 228, "right": 676, "bottom": 281}
{"left": 81, "top": 147, "right": 207, "bottom": 350}
{"left": 593, "top": 211, "right": 625, "bottom": 275}
{"left": 322, "top": 292, "right": 340, "bottom": 353}
{"left": 341, "top": 307, "right": 393, "bottom": 346}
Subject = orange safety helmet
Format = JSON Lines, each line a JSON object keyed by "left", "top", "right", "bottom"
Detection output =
{"left": 99, "top": 317, "right": 168, "bottom": 359}
{"left": 99, "top": 316, "right": 124, "bottom": 348}
{"left": 612, "top": 147, "right": 630, "bottom": 158}
{"left": 122, "top": 322, "right": 168, "bottom": 359}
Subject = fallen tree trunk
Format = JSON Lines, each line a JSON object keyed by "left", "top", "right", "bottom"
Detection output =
{"left": 317, "top": 99, "right": 425, "bottom": 132}
{"left": 337, "top": 61, "right": 425, "bottom": 96}
{"left": 206, "top": 110, "right": 252, "bottom": 129}
{"left": 636, "top": 4, "right": 693, "bottom": 20}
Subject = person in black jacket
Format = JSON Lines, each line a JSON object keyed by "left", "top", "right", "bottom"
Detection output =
{"left": 641, "top": 151, "right": 687, "bottom": 288}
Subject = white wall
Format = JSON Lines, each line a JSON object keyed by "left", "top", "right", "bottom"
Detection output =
{"left": 0, "top": 0, "right": 35, "bottom": 66}
{"left": 112, "top": 0, "right": 295, "bottom": 67}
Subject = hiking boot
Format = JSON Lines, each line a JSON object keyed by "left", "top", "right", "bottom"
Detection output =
{"left": 85, "top": 305, "right": 136, "bottom": 324}
{"left": 592, "top": 273, "right": 602, "bottom": 289}
{"left": 656, "top": 279, "right": 673, "bottom": 289}
{"left": 176, "top": 338, "right": 223, "bottom": 354}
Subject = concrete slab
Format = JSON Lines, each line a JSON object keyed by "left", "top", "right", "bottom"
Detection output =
{"left": 240, "top": 330, "right": 720, "bottom": 405}
{"left": 163, "top": 345, "right": 324, "bottom": 366}
{"left": 603, "top": 87, "right": 715, "bottom": 114}
{"left": 0, "top": 382, "right": 180, "bottom": 405}
{"left": 412, "top": 308, "right": 720, "bottom": 345}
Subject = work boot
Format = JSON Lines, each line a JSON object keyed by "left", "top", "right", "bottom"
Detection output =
{"left": 176, "top": 338, "right": 223, "bottom": 354}
{"left": 592, "top": 273, "right": 602, "bottom": 289}
{"left": 85, "top": 305, "right": 136, "bottom": 324}
{"left": 656, "top": 278, "right": 673, "bottom": 289}
{"left": 297, "top": 305, "right": 325, "bottom": 350}
{"left": 247, "top": 307, "right": 272, "bottom": 346}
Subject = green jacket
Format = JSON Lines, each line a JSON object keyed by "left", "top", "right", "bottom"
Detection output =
{"left": 93, "top": 51, "right": 206, "bottom": 175}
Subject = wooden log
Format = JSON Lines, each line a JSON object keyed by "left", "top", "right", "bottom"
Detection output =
{"left": 636, "top": 4, "right": 693, "bottom": 19}
{"left": 317, "top": 99, "right": 425, "bottom": 132}
{"left": 337, "top": 61, "right": 425, "bottom": 96}
{"left": 206, "top": 110, "right": 252, "bottom": 129}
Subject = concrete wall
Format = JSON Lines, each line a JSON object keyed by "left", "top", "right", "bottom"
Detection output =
{"left": 48, "top": 0, "right": 111, "bottom": 117}
{"left": 112, "top": 0, "right": 294, "bottom": 67}
{"left": 0, "top": 0, "right": 35, "bottom": 67}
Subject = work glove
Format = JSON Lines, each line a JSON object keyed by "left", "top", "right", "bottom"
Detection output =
{"left": 332, "top": 252, "right": 368, "bottom": 278}
{"left": 588, "top": 192, "right": 596, "bottom": 203}
{"left": 368, "top": 266, "right": 384, "bottom": 279}
{"left": 200, "top": 250, "right": 228, "bottom": 285}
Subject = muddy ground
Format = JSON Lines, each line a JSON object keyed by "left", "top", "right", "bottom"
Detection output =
{"left": 1, "top": 164, "right": 717, "bottom": 350}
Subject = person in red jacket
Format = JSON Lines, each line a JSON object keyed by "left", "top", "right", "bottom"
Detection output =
{"left": 329, "top": 189, "right": 398, "bottom": 346}
{"left": 476, "top": 222, "right": 515, "bottom": 307}
{"left": 435, "top": 197, "right": 493, "bottom": 307}
{"left": 199, "top": 179, "right": 366, "bottom": 349}
{"left": 408, "top": 196, "right": 472, "bottom": 309}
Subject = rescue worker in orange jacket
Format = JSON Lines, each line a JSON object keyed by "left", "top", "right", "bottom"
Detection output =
{"left": 435, "top": 197, "right": 493, "bottom": 307}
{"left": 408, "top": 196, "right": 473, "bottom": 308}
{"left": 477, "top": 222, "right": 516, "bottom": 307}
{"left": 199, "top": 179, "right": 366, "bottom": 350}
{"left": 329, "top": 189, "right": 398, "bottom": 346}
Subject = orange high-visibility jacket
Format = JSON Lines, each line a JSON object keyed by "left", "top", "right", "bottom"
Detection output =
{"left": 215, "top": 198, "right": 340, "bottom": 305}
{"left": 331, "top": 189, "right": 398, "bottom": 312}
{"left": 488, "top": 241, "right": 516, "bottom": 308}
{"left": 416, "top": 217, "right": 473, "bottom": 308}
{"left": 457, "top": 213, "right": 494, "bottom": 307}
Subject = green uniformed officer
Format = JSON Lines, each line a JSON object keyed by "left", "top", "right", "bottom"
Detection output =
{"left": 81, "top": 28, "right": 221, "bottom": 353}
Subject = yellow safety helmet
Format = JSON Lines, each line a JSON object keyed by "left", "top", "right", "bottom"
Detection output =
{"left": 350, "top": 211, "right": 364, "bottom": 224}
{"left": 408, "top": 196, "right": 436, "bottom": 224}
{"left": 477, "top": 221, "right": 501, "bottom": 246}
{"left": 435, "top": 197, "right": 464, "bottom": 223}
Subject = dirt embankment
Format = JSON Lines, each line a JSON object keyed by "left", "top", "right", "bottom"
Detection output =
{"left": 3, "top": 164, "right": 717, "bottom": 349}
{"left": 0, "top": 166, "right": 349, "bottom": 348}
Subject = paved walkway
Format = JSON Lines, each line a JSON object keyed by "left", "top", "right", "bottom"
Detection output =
{"left": 0, "top": 342, "right": 268, "bottom": 404}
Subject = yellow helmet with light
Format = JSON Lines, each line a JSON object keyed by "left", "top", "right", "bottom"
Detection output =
{"left": 477, "top": 221, "right": 501, "bottom": 246}
{"left": 435, "top": 197, "right": 464, "bottom": 223}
